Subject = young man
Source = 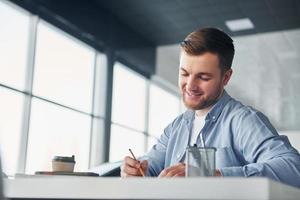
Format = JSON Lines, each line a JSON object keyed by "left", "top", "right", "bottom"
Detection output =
{"left": 120, "top": 28, "right": 300, "bottom": 188}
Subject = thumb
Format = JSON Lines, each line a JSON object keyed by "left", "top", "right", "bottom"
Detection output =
{"left": 140, "top": 160, "right": 148, "bottom": 171}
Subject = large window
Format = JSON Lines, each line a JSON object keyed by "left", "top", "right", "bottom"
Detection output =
{"left": 109, "top": 124, "right": 145, "bottom": 162}
{"left": 0, "top": 0, "right": 30, "bottom": 176}
{"left": 0, "top": 0, "right": 30, "bottom": 91}
{"left": 0, "top": 87, "right": 24, "bottom": 175}
{"left": 0, "top": 0, "right": 183, "bottom": 175}
{"left": 25, "top": 98, "right": 91, "bottom": 174}
{"left": 33, "top": 21, "right": 95, "bottom": 113}
{"left": 110, "top": 63, "right": 147, "bottom": 161}
{"left": 110, "top": 63, "right": 182, "bottom": 161}
{"left": 147, "top": 83, "right": 181, "bottom": 150}
{"left": 25, "top": 20, "right": 99, "bottom": 173}
{"left": 0, "top": 1, "right": 106, "bottom": 175}
{"left": 111, "top": 63, "right": 147, "bottom": 131}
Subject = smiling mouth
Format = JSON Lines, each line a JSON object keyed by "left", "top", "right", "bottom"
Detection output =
{"left": 186, "top": 91, "right": 202, "bottom": 97}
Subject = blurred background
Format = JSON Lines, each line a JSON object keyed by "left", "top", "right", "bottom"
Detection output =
{"left": 0, "top": 0, "right": 299, "bottom": 176}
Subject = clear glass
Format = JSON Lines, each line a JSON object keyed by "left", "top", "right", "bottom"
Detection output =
{"left": 112, "top": 62, "right": 147, "bottom": 131}
{"left": 109, "top": 124, "right": 145, "bottom": 162}
{"left": 0, "top": 87, "right": 24, "bottom": 175}
{"left": 0, "top": 1, "right": 30, "bottom": 91}
{"left": 148, "top": 83, "right": 180, "bottom": 138}
{"left": 185, "top": 147, "right": 216, "bottom": 177}
{"left": 33, "top": 20, "right": 95, "bottom": 113}
{"left": 25, "top": 98, "right": 91, "bottom": 174}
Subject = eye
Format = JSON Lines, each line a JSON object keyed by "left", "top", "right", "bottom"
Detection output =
{"left": 180, "top": 73, "right": 188, "bottom": 77}
{"left": 198, "top": 76, "right": 210, "bottom": 81}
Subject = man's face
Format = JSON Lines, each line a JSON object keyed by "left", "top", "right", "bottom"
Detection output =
{"left": 179, "top": 51, "right": 232, "bottom": 110}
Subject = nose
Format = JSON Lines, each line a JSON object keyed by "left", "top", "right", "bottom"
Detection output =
{"left": 186, "top": 77, "right": 197, "bottom": 92}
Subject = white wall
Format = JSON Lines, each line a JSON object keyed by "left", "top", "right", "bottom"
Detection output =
{"left": 280, "top": 131, "right": 300, "bottom": 152}
{"left": 155, "top": 44, "right": 181, "bottom": 92}
{"left": 155, "top": 28, "right": 300, "bottom": 131}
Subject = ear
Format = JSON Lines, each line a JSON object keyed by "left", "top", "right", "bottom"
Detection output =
{"left": 223, "top": 69, "right": 233, "bottom": 86}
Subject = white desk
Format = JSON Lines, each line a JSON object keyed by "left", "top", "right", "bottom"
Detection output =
{"left": 4, "top": 176, "right": 300, "bottom": 200}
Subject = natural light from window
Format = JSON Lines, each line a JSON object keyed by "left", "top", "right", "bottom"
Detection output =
{"left": 33, "top": 20, "right": 95, "bottom": 113}
{"left": 25, "top": 98, "right": 91, "bottom": 174}
{"left": 109, "top": 124, "right": 145, "bottom": 162}
{"left": 0, "top": 1, "right": 30, "bottom": 91}
{"left": 111, "top": 62, "right": 147, "bottom": 131}
{"left": 0, "top": 87, "right": 24, "bottom": 175}
{"left": 148, "top": 83, "right": 181, "bottom": 138}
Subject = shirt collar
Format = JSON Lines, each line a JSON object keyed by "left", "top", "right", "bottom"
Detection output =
{"left": 183, "top": 90, "right": 231, "bottom": 123}
{"left": 206, "top": 90, "right": 231, "bottom": 122}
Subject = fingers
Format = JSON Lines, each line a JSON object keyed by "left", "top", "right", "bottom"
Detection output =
{"left": 138, "top": 160, "right": 148, "bottom": 177}
{"left": 159, "top": 163, "right": 185, "bottom": 178}
{"left": 215, "top": 169, "right": 222, "bottom": 177}
{"left": 120, "top": 156, "right": 147, "bottom": 177}
{"left": 125, "top": 156, "right": 141, "bottom": 168}
{"left": 121, "top": 156, "right": 140, "bottom": 177}
{"left": 140, "top": 160, "right": 148, "bottom": 171}
{"left": 173, "top": 171, "right": 185, "bottom": 177}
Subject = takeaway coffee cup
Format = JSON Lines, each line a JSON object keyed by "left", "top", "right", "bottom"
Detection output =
{"left": 52, "top": 155, "right": 76, "bottom": 172}
{"left": 185, "top": 147, "right": 216, "bottom": 177}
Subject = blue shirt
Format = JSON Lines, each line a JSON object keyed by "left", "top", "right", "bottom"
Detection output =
{"left": 144, "top": 90, "right": 300, "bottom": 188}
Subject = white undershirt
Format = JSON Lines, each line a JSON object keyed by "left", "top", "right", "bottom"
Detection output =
{"left": 190, "top": 113, "right": 206, "bottom": 146}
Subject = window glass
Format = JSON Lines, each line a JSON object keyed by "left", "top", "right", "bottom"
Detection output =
{"left": 148, "top": 84, "right": 180, "bottom": 138}
{"left": 25, "top": 98, "right": 91, "bottom": 174}
{"left": 0, "top": 87, "right": 24, "bottom": 175}
{"left": 109, "top": 124, "right": 145, "bottom": 162}
{"left": 0, "top": 1, "right": 30, "bottom": 90}
{"left": 111, "top": 63, "right": 147, "bottom": 131}
{"left": 33, "top": 21, "right": 94, "bottom": 113}
{"left": 146, "top": 136, "right": 158, "bottom": 152}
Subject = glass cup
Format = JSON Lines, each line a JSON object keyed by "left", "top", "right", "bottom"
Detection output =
{"left": 185, "top": 147, "right": 216, "bottom": 177}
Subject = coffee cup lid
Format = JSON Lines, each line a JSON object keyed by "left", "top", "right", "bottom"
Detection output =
{"left": 52, "top": 155, "right": 75, "bottom": 163}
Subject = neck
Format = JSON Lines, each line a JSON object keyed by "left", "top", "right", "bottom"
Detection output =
{"left": 195, "top": 106, "right": 212, "bottom": 117}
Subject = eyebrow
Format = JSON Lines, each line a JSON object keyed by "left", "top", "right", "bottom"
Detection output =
{"left": 180, "top": 67, "right": 213, "bottom": 76}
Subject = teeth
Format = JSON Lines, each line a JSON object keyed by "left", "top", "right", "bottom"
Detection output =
{"left": 187, "top": 92, "right": 201, "bottom": 96}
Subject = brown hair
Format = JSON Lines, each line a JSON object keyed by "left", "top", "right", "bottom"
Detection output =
{"left": 181, "top": 27, "right": 234, "bottom": 74}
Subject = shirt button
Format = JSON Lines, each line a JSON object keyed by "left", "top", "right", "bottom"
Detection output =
{"left": 177, "top": 154, "right": 181, "bottom": 159}
{"left": 212, "top": 116, "right": 216, "bottom": 120}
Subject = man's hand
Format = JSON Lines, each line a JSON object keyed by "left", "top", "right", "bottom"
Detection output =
{"left": 158, "top": 163, "right": 222, "bottom": 177}
{"left": 158, "top": 163, "right": 185, "bottom": 177}
{"left": 120, "top": 156, "right": 148, "bottom": 177}
{"left": 215, "top": 169, "right": 222, "bottom": 176}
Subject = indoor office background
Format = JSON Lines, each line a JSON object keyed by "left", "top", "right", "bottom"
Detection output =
{"left": 0, "top": 0, "right": 300, "bottom": 176}
{"left": 0, "top": 0, "right": 182, "bottom": 175}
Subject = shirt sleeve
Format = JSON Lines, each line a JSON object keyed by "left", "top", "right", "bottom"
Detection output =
{"left": 141, "top": 122, "right": 173, "bottom": 176}
{"left": 219, "top": 110, "right": 300, "bottom": 188}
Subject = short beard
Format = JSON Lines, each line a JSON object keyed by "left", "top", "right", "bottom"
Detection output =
{"left": 183, "top": 97, "right": 218, "bottom": 110}
{"left": 182, "top": 89, "right": 223, "bottom": 110}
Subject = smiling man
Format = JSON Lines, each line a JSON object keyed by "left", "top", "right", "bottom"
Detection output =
{"left": 121, "top": 27, "right": 300, "bottom": 188}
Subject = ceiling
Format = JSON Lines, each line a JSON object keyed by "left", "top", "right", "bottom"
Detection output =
{"left": 94, "top": 0, "right": 300, "bottom": 45}
{"left": 10, "top": 0, "right": 300, "bottom": 77}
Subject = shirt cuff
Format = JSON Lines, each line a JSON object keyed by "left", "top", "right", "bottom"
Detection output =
{"left": 219, "top": 166, "right": 245, "bottom": 177}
